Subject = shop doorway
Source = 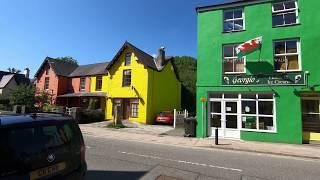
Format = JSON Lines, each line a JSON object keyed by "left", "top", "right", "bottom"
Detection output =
{"left": 209, "top": 99, "right": 240, "bottom": 139}
{"left": 301, "top": 97, "right": 320, "bottom": 142}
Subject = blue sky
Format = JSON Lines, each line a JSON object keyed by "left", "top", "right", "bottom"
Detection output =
{"left": 0, "top": 0, "right": 224, "bottom": 76}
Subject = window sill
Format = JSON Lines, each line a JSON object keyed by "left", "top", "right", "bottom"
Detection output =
{"left": 272, "top": 23, "right": 301, "bottom": 28}
{"left": 222, "top": 29, "right": 246, "bottom": 34}
{"left": 223, "top": 72, "right": 246, "bottom": 75}
{"left": 274, "top": 70, "right": 302, "bottom": 73}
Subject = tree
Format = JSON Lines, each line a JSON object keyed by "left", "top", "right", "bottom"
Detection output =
{"left": 7, "top": 67, "right": 21, "bottom": 74}
{"left": 172, "top": 56, "right": 197, "bottom": 114}
{"left": 10, "top": 85, "right": 36, "bottom": 108}
{"left": 55, "top": 56, "right": 78, "bottom": 65}
{"left": 36, "top": 90, "right": 51, "bottom": 108}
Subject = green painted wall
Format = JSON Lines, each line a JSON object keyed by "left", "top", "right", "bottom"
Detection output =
{"left": 197, "top": 0, "right": 320, "bottom": 144}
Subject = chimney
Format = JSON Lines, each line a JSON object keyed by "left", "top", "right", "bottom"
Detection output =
{"left": 24, "top": 68, "right": 30, "bottom": 79}
{"left": 156, "top": 47, "right": 165, "bottom": 67}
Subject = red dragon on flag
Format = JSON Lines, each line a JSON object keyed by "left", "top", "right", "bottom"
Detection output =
{"left": 236, "top": 36, "right": 262, "bottom": 59}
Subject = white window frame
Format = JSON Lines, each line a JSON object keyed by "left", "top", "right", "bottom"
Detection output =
{"left": 273, "top": 39, "right": 301, "bottom": 72}
{"left": 272, "top": 0, "right": 299, "bottom": 27}
{"left": 209, "top": 93, "right": 277, "bottom": 133}
{"left": 223, "top": 8, "right": 245, "bottom": 32}
{"left": 223, "top": 44, "right": 246, "bottom": 74}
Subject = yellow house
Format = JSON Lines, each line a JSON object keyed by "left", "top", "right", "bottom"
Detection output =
{"left": 91, "top": 42, "right": 181, "bottom": 124}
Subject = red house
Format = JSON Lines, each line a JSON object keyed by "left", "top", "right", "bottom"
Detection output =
{"left": 35, "top": 57, "right": 108, "bottom": 108}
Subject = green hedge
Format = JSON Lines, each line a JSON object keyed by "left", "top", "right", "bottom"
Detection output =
{"left": 79, "top": 110, "right": 104, "bottom": 123}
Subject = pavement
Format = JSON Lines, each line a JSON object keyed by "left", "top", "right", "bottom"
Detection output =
{"left": 80, "top": 121, "right": 320, "bottom": 160}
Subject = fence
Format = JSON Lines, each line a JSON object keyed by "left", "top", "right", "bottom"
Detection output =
{"left": 173, "top": 109, "right": 188, "bottom": 128}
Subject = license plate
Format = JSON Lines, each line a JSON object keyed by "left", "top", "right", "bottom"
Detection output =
{"left": 30, "top": 162, "right": 66, "bottom": 180}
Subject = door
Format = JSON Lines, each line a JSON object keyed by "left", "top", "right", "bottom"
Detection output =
{"left": 123, "top": 99, "right": 131, "bottom": 120}
{"left": 209, "top": 100, "right": 240, "bottom": 139}
{"left": 224, "top": 101, "right": 240, "bottom": 139}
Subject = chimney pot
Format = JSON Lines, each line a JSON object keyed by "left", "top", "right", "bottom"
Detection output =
{"left": 157, "top": 47, "right": 165, "bottom": 67}
{"left": 24, "top": 68, "right": 30, "bottom": 79}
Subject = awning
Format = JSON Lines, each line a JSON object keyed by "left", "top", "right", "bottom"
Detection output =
{"left": 57, "top": 92, "right": 107, "bottom": 98}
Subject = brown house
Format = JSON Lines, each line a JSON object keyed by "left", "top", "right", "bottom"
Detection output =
{"left": 34, "top": 57, "right": 108, "bottom": 108}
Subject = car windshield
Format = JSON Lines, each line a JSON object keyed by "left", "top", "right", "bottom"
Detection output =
{"left": 159, "top": 112, "right": 171, "bottom": 116}
{"left": 0, "top": 121, "right": 77, "bottom": 156}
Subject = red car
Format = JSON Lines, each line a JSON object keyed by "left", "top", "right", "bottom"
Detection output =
{"left": 155, "top": 111, "right": 174, "bottom": 124}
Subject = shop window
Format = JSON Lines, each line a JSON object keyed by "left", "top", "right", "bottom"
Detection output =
{"left": 241, "top": 94, "right": 275, "bottom": 131}
{"left": 272, "top": 1, "right": 298, "bottom": 27}
{"left": 125, "top": 53, "right": 131, "bottom": 66}
{"left": 44, "top": 77, "right": 49, "bottom": 90}
{"left": 223, "top": 44, "right": 245, "bottom": 74}
{"left": 223, "top": 8, "right": 244, "bottom": 32}
{"left": 274, "top": 39, "right": 300, "bottom": 72}
{"left": 130, "top": 99, "right": 139, "bottom": 118}
{"left": 122, "top": 70, "right": 131, "bottom": 87}
{"left": 80, "top": 77, "right": 86, "bottom": 91}
{"left": 95, "top": 76, "right": 103, "bottom": 91}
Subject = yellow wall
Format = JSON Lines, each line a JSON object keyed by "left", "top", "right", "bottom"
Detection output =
{"left": 90, "top": 47, "right": 181, "bottom": 124}
{"left": 147, "top": 62, "right": 181, "bottom": 123}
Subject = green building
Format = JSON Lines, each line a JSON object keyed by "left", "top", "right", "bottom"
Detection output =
{"left": 196, "top": 0, "right": 320, "bottom": 144}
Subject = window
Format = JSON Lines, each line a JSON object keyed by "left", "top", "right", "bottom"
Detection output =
{"left": 272, "top": 1, "right": 298, "bottom": 27}
{"left": 223, "top": 44, "right": 245, "bottom": 74}
{"left": 95, "top": 76, "right": 102, "bottom": 91}
{"left": 122, "top": 70, "right": 131, "bottom": 87}
{"left": 80, "top": 77, "right": 86, "bottom": 91}
{"left": 125, "top": 53, "right": 131, "bottom": 66}
{"left": 274, "top": 39, "right": 300, "bottom": 71}
{"left": 241, "top": 94, "right": 275, "bottom": 131}
{"left": 223, "top": 8, "right": 244, "bottom": 32}
{"left": 45, "top": 66, "right": 50, "bottom": 75}
{"left": 130, "top": 99, "right": 139, "bottom": 118}
{"left": 44, "top": 77, "right": 49, "bottom": 90}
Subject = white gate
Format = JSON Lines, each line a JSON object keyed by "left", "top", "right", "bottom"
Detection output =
{"left": 173, "top": 109, "right": 188, "bottom": 128}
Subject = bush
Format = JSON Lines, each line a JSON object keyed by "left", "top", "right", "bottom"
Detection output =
{"left": 79, "top": 109, "right": 104, "bottom": 123}
{"left": 0, "top": 98, "right": 10, "bottom": 105}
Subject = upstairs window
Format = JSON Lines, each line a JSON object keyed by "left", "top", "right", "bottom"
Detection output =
{"left": 223, "top": 44, "right": 245, "bottom": 74}
{"left": 80, "top": 77, "right": 86, "bottom": 91}
{"left": 125, "top": 53, "right": 131, "bottom": 66}
{"left": 44, "top": 77, "right": 49, "bottom": 90}
{"left": 223, "top": 8, "right": 244, "bottom": 32}
{"left": 122, "top": 70, "right": 131, "bottom": 87}
{"left": 95, "top": 76, "right": 102, "bottom": 91}
{"left": 272, "top": 1, "right": 298, "bottom": 27}
{"left": 274, "top": 39, "right": 300, "bottom": 72}
{"left": 45, "top": 66, "right": 50, "bottom": 75}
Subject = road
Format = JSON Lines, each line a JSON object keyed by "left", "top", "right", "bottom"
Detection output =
{"left": 84, "top": 135, "right": 320, "bottom": 180}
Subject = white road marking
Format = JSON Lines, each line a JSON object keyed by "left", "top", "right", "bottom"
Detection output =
{"left": 118, "top": 151, "right": 243, "bottom": 172}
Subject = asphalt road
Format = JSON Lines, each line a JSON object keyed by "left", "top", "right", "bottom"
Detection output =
{"left": 84, "top": 135, "right": 320, "bottom": 180}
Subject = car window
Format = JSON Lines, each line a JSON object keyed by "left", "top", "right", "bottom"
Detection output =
{"left": 1, "top": 121, "right": 79, "bottom": 155}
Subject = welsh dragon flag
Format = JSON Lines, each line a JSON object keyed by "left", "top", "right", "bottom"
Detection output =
{"left": 236, "top": 36, "right": 262, "bottom": 59}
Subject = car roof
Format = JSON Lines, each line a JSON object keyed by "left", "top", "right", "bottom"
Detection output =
{"left": 0, "top": 113, "right": 74, "bottom": 127}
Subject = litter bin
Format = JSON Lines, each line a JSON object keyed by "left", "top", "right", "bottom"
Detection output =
{"left": 184, "top": 117, "right": 197, "bottom": 137}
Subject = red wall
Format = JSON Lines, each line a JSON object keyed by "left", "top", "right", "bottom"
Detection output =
{"left": 70, "top": 77, "right": 91, "bottom": 93}
{"left": 35, "top": 64, "right": 60, "bottom": 103}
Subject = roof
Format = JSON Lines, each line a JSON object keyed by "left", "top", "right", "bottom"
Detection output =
{"left": 35, "top": 57, "right": 78, "bottom": 77}
{"left": 0, "top": 73, "right": 30, "bottom": 89}
{"left": 0, "top": 74, "right": 14, "bottom": 88}
{"left": 57, "top": 92, "right": 107, "bottom": 98}
{"left": 196, "top": 0, "right": 269, "bottom": 12}
{"left": 106, "top": 41, "right": 173, "bottom": 72}
{"left": 0, "top": 114, "right": 73, "bottom": 127}
{"left": 68, "top": 62, "right": 109, "bottom": 77}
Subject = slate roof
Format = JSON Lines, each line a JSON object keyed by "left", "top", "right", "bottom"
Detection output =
{"left": 35, "top": 57, "right": 78, "bottom": 77}
{"left": 106, "top": 41, "right": 173, "bottom": 72}
{"left": 35, "top": 57, "right": 109, "bottom": 78}
{"left": 0, "top": 73, "right": 30, "bottom": 88}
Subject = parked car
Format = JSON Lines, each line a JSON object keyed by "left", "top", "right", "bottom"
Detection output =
{"left": 155, "top": 111, "right": 174, "bottom": 124}
{"left": 0, "top": 113, "right": 87, "bottom": 179}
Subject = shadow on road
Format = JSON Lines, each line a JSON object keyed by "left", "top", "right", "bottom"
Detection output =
{"left": 86, "top": 170, "right": 147, "bottom": 180}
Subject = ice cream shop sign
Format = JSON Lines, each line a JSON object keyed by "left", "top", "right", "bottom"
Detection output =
{"left": 222, "top": 72, "right": 306, "bottom": 86}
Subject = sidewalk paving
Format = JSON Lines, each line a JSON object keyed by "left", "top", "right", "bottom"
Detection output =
{"left": 80, "top": 122, "right": 320, "bottom": 160}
